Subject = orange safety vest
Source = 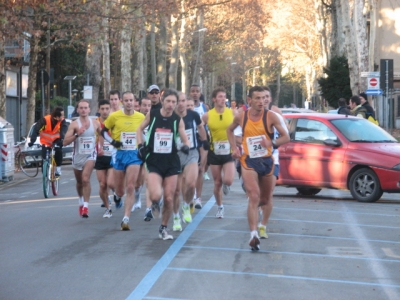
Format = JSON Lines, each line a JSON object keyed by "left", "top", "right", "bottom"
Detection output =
{"left": 39, "top": 115, "right": 61, "bottom": 147}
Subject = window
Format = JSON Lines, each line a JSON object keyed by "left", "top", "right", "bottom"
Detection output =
{"left": 294, "top": 119, "right": 337, "bottom": 143}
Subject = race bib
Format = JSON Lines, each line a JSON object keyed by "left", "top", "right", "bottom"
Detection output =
{"left": 177, "top": 129, "right": 194, "bottom": 150}
{"left": 78, "top": 137, "right": 95, "bottom": 154}
{"left": 246, "top": 135, "right": 268, "bottom": 158}
{"left": 154, "top": 131, "right": 173, "bottom": 153}
{"left": 120, "top": 132, "right": 136, "bottom": 150}
{"left": 213, "top": 141, "right": 230, "bottom": 155}
{"left": 102, "top": 141, "right": 114, "bottom": 156}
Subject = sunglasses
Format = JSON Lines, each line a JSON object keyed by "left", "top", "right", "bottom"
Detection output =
{"left": 149, "top": 91, "right": 159, "bottom": 95}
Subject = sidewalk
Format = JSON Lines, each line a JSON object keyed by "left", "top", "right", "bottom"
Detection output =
{"left": 0, "top": 168, "right": 35, "bottom": 189}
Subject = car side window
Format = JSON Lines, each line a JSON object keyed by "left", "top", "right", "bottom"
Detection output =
{"left": 294, "top": 119, "right": 337, "bottom": 144}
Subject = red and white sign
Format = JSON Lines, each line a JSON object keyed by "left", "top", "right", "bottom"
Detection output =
{"left": 368, "top": 77, "right": 380, "bottom": 90}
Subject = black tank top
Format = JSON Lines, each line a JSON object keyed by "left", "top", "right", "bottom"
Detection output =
{"left": 146, "top": 108, "right": 181, "bottom": 154}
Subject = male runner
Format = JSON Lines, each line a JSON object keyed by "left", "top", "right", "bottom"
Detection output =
{"left": 101, "top": 92, "right": 145, "bottom": 230}
{"left": 172, "top": 92, "right": 208, "bottom": 231}
{"left": 136, "top": 89, "right": 190, "bottom": 240}
{"left": 148, "top": 84, "right": 161, "bottom": 110}
{"left": 94, "top": 100, "right": 114, "bottom": 218}
{"left": 227, "top": 86, "right": 289, "bottom": 251}
{"left": 202, "top": 87, "right": 235, "bottom": 218}
{"left": 63, "top": 100, "right": 102, "bottom": 218}
{"left": 109, "top": 89, "right": 122, "bottom": 113}
{"left": 189, "top": 84, "right": 209, "bottom": 208}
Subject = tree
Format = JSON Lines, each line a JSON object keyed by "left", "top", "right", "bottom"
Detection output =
{"left": 318, "top": 56, "right": 352, "bottom": 107}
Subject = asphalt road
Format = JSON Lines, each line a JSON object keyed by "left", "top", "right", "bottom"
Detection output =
{"left": 0, "top": 165, "right": 399, "bottom": 300}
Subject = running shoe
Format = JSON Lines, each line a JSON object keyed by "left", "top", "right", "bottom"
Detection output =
{"left": 173, "top": 216, "right": 182, "bottom": 232}
{"left": 114, "top": 194, "right": 123, "bottom": 209}
{"left": 82, "top": 207, "right": 89, "bottom": 218}
{"left": 182, "top": 205, "right": 192, "bottom": 223}
{"left": 79, "top": 205, "right": 83, "bottom": 216}
{"left": 144, "top": 208, "right": 153, "bottom": 221}
{"left": 194, "top": 198, "right": 202, "bottom": 209}
{"left": 159, "top": 227, "right": 173, "bottom": 240}
{"left": 204, "top": 172, "right": 210, "bottom": 180}
{"left": 55, "top": 172, "right": 61, "bottom": 178}
{"left": 258, "top": 224, "right": 268, "bottom": 239}
{"left": 151, "top": 200, "right": 161, "bottom": 218}
{"left": 249, "top": 235, "right": 260, "bottom": 251}
{"left": 121, "top": 217, "right": 130, "bottom": 231}
{"left": 216, "top": 206, "right": 224, "bottom": 219}
{"left": 103, "top": 209, "right": 112, "bottom": 218}
{"left": 189, "top": 201, "right": 195, "bottom": 214}
{"left": 222, "top": 184, "right": 230, "bottom": 195}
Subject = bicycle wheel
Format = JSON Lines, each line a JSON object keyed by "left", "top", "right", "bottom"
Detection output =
{"left": 19, "top": 153, "right": 39, "bottom": 177}
{"left": 52, "top": 161, "right": 59, "bottom": 196}
{"left": 42, "top": 161, "right": 51, "bottom": 198}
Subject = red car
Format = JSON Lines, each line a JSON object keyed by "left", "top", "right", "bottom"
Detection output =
{"left": 276, "top": 113, "right": 400, "bottom": 202}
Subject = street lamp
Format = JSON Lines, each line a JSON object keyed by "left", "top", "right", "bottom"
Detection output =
{"left": 243, "top": 66, "right": 260, "bottom": 100}
{"left": 64, "top": 76, "right": 76, "bottom": 106}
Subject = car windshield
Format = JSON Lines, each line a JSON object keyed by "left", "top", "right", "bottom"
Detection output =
{"left": 331, "top": 118, "right": 397, "bottom": 142}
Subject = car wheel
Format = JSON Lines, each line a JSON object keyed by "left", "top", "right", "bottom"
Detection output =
{"left": 296, "top": 188, "right": 321, "bottom": 196}
{"left": 349, "top": 168, "right": 383, "bottom": 202}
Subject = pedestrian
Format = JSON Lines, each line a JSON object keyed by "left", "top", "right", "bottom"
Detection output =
{"left": 227, "top": 86, "right": 290, "bottom": 251}
{"left": 101, "top": 91, "right": 145, "bottom": 230}
{"left": 202, "top": 86, "right": 235, "bottom": 219}
{"left": 349, "top": 95, "right": 367, "bottom": 119}
{"left": 136, "top": 88, "right": 190, "bottom": 240}
{"left": 337, "top": 98, "right": 351, "bottom": 115}
{"left": 63, "top": 100, "right": 102, "bottom": 218}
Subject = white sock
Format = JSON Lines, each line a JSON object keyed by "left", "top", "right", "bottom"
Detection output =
{"left": 123, "top": 216, "right": 129, "bottom": 222}
{"left": 83, "top": 202, "right": 89, "bottom": 208}
{"left": 78, "top": 197, "right": 84, "bottom": 206}
{"left": 56, "top": 166, "right": 61, "bottom": 173}
{"left": 183, "top": 203, "right": 189, "bottom": 209}
{"left": 251, "top": 230, "right": 258, "bottom": 238}
{"left": 173, "top": 213, "right": 180, "bottom": 218}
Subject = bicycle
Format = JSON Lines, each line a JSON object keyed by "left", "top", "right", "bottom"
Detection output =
{"left": 14, "top": 138, "right": 40, "bottom": 178}
{"left": 42, "top": 145, "right": 60, "bottom": 198}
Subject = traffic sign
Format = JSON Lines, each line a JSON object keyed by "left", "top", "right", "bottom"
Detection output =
{"left": 361, "top": 72, "right": 380, "bottom": 77}
{"left": 365, "top": 89, "right": 383, "bottom": 95}
{"left": 367, "top": 77, "right": 380, "bottom": 90}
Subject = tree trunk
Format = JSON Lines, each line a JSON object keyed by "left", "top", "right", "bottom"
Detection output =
{"left": 179, "top": 0, "right": 189, "bottom": 94}
{"left": 354, "top": 0, "right": 368, "bottom": 92}
{"left": 192, "top": 8, "right": 205, "bottom": 85}
{"left": 139, "top": 21, "right": 146, "bottom": 91}
{"left": 331, "top": 0, "right": 346, "bottom": 58}
{"left": 120, "top": 24, "right": 132, "bottom": 92}
{"left": 168, "top": 13, "right": 179, "bottom": 89}
{"left": 150, "top": 21, "right": 157, "bottom": 85}
{"left": 0, "top": 34, "right": 5, "bottom": 117}
{"left": 340, "top": 0, "right": 360, "bottom": 94}
{"left": 315, "top": 0, "right": 328, "bottom": 67}
{"left": 85, "top": 42, "right": 102, "bottom": 113}
{"left": 368, "top": 0, "right": 377, "bottom": 72}
{"left": 101, "top": 2, "right": 111, "bottom": 98}
{"left": 26, "top": 35, "right": 40, "bottom": 132}
{"left": 156, "top": 15, "right": 167, "bottom": 89}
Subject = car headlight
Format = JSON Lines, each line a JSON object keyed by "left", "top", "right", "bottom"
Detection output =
{"left": 392, "top": 164, "right": 400, "bottom": 170}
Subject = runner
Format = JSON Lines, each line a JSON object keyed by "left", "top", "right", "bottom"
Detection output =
{"left": 227, "top": 86, "right": 289, "bottom": 251}
{"left": 189, "top": 84, "right": 209, "bottom": 209}
{"left": 172, "top": 92, "right": 208, "bottom": 231}
{"left": 202, "top": 87, "right": 235, "bottom": 218}
{"left": 101, "top": 91, "right": 145, "bottom": 230}
{"left": 94, "top": 100, "right": 114, "bottom": 218}
{"left": 109, "top": 89, "right": 122, "bottom": 113}
{"left": 63, "top": 100, "right": 102, "bottom": 218}
{"left": 136, "top": 89, "right": 190, "bottom": 240}
{"left": 148, "top": 84, "right": 162, "bottom": 111}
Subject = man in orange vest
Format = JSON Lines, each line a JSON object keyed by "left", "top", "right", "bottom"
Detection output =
{"left": 28, "top": 106, "right": 68, "bottom": 177}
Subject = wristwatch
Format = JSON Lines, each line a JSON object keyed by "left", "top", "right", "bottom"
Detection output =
{"left": 74, "top": 133, "right": 78, "bottom": 138}
{"left": 272, "top": 139, "right": 278, "bottom": 149}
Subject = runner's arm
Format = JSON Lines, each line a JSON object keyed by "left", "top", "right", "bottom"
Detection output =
{"left": 227, "top": 113, "right": 242, "bottom": 159}
{"left": 136, "top": 113, "right": 150, "bottom": 146}
{"left": 63, "top": 121, "right": 78, "bottom": 146}
{"left": 269, "top": 112, "right": 290, "bottom": 147}
{"left": 178, "top": 119, "right": 190, "bottom": 147}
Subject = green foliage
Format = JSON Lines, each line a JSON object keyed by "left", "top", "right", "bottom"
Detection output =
{"left": 51, "top": 96, "right": 69, "bottom": 109}
{"left": 318, "top": 56, "right": 352, "bottom": 108}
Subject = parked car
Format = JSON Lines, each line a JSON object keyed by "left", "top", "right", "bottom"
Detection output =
{"left": 281, "top": 108, "right": 315, "bottom": 114}
{"left": 25, "top": 119, "right": 74, "bottom": 162}
{"left": 276, "top": 113, "right": 400, "bottom": 202}
{"left": 327, "top": 109, "right": 338, "bottom": 114}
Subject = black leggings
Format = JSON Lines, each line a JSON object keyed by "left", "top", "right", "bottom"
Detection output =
{"left": 41, "top": 145, "right": 63, "bottom": 166}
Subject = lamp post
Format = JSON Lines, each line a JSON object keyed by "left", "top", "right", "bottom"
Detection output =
{"left": 242, "top": 66, "right": 260, "bottom": 101}
{"left": 64, "top": 76, "right": 76, "bottom": 118}
{"left": 231, "top": 62, "right": 237, "bottom": 101}
{"left": 192, "top": 27, "right": 207, "bottom": 86}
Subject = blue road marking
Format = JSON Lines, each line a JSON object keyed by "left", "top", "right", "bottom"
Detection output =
{"left": 167, "top": 267, "right": 400, "bottom": 289}
{"left": 126, "top": 197, "right": 216, "bottom": 300}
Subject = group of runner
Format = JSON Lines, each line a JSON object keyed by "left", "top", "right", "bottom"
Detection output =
{"left": 63, "top": 84, "right": 289, "bottom": 250}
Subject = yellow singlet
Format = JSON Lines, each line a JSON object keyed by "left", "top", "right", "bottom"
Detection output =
{"left": 104, "top": 110, "right": 145, "bottom": 141}
{"left": 208, "top": 107, "right": 234, "bottom": 153}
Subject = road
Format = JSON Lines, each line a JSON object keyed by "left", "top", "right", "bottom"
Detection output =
{"left": 0, "top": 165, "right": 399, "bottom": 300}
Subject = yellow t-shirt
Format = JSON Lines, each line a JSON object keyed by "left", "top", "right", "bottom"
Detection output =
{"left": 104, "top": 110, "right": 145, "bottom": 141}
{"left": 208, "top": 107, "right": 234, "bottom": 152}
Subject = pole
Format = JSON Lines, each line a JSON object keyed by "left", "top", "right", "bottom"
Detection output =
{"left": 41, "top": 69, "right": 45, "bottom": 116}
{"left": 385, "top": 60, "right": 389, "bottom": 131}
{"left": 68, "top": 80, "right": 72, "bottom": 106}
{"left": 46, "top": 17, "right": 51, "bottom": 114}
